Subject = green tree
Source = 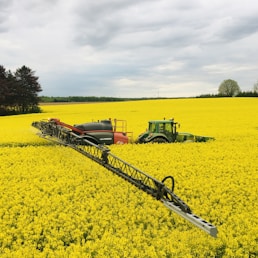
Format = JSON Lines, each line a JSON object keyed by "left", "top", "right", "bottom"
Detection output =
{"left": 0, "top": 65, "right": 42, "bottom": 115}
{"left": 218, "top": 79, "right": 241, "bottom": 97}
{"left": 14, "top": 65, "right": 42, "bottom": 113}
{"left": 0, "top": 65, "right": 15, "bottom": 113}
{"left": 0, "top": 65, "right": 8, "bottom": 112}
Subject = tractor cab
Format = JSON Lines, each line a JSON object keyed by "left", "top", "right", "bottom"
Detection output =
{"left": 136, "top": 117, "right": 215, "bottom": 144}
{"left": 149, "top": 120, "right": 178, "bottom": 141}
{"left": 136, "top": 118, "right": 178, "bottom": 143}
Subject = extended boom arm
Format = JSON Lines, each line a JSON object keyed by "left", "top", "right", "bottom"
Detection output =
{"left": 32, "top": 119, "right": 218, "bottom": 237}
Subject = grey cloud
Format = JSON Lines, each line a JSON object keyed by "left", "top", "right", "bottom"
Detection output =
{"left": 0, "top": 0, "right": 13, "bottom": 32}
{"left": 18, "top": 0, "right": 59, "bottom": 11}
{"left": 219, "top": 15, "right": 258, "bottom": 41}
{"left": 73, "top": 1, "right": 147, "bottom": 47}
{"left": 1, "top": 0, "right": 61, "bottom": 32}
{"left": 72, "top": 0, "right": 199, "bottom": 48}
{"left": 41, "top": 71, "right": 118, "bottom": 97}
{"left": 1, "top": 0, "right": 258, "bottom": 97}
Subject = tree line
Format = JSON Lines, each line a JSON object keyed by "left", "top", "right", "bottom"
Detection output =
{"left": 0, "top": 65, "right": 42, "bottom": 115}
{"left": 41, "top": 79, "right": 258, "bottom": 103}
{"left": 41, "top": 79, "right": 257, "bottom": 103}
{"left": 1, "top": 64, "right": 257, "bottom": 116}
{"left": 39, "top": 96, "right": 166, "bottom": 103}
{"left": 197, "top": 79, "right": 258, "bottom": 98}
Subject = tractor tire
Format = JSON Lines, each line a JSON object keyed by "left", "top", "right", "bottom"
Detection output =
{"left": 151, "top": 137, "right": 167, "bottom": 143}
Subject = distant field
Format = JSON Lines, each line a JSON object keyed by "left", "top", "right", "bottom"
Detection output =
{"left": 39, "top": 102, "right": 100, "bottom": 105}
{"left": 0, "top": 98, "right": 257, "bottom": 257}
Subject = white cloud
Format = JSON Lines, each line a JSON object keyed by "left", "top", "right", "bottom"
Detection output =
{"left": 1, "top": 0, "right": 258, "bottom": 97}
{"left": 203, "top": 63, "right": 258, "bottom": 74}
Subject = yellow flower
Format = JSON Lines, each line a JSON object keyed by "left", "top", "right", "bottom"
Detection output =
{"left": 0, "top": 98, "right": 257, "bottom": 257}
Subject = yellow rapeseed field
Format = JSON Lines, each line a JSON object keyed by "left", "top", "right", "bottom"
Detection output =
{"left": 0, "top": 98, "right": 257, "bottom": 257}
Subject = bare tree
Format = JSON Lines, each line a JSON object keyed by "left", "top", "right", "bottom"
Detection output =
{"left": 253, "top": 80, "right": 258, "bottom": 93}
{"left": 218, "top": 79, "right": 241, "bottom": 97}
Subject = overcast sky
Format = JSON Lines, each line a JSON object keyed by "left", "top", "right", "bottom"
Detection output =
{"left": 1, "top": 0, "right": 258, "bottom": 97}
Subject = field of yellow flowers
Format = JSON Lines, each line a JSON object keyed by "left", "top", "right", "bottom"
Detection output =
{"left": 0, "top": 98, "right": 257, "bottom": 257}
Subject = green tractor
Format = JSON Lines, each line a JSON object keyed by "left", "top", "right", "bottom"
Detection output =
{"left": 136, "top": 118, "right": 214, "bottom": 143}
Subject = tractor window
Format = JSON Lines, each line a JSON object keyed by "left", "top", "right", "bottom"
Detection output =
{"left": 159, "top": 123, "right": 165, "bottom": 133}
{"left": 149, "top": 123, "right": 156, "bottom": 133}
{"left": 158, "top": 123, "right": 172, "bottom": 134}
{"left": 165, "top": 123, "right": 172, "bottom": 133}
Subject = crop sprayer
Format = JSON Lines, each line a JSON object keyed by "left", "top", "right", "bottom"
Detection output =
{"left": 32, "top": 118, "right": 217, "bottom": 237}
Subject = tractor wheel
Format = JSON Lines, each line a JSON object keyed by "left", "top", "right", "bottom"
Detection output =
{"left": 151, "top": 137, "right": 167, "bottom": 143}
